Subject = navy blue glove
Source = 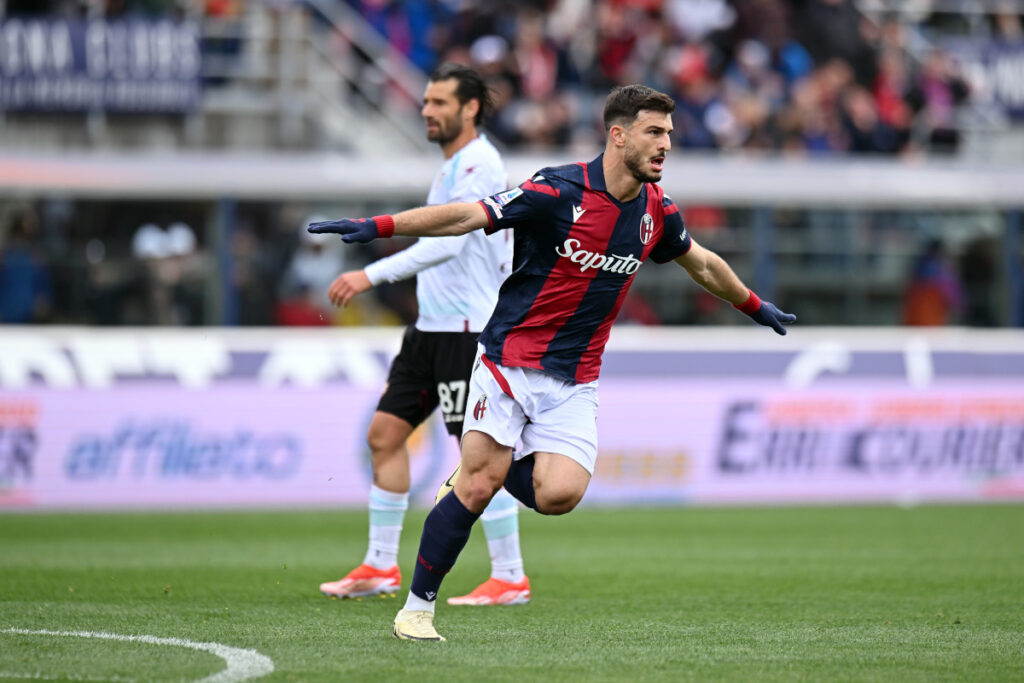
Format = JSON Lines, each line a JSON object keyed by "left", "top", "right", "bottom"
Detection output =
{"left": 307, "top": 215, "right": 395, "bottom": 243}
{"left": 734, "top": 291, "right": 796, "bottom": 335}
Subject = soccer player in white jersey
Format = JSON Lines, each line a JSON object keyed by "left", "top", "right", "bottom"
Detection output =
{"left": 318, "top": 63, "right": 530, "bottom": 607}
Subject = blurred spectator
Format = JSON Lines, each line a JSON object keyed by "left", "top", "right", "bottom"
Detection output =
{"left": 274, "top": 283, "right": 331, "bottom": 326}
{"left": 510, "top": 9, "right": 576, "bottom": 147}
{"left": 0, "top": 207, "right": 53, "bottom": 324}
{"left": 127, "top": 221, "right": 205, "bottom": 325}
{"left": 671, "top": 44, "right": 735, "bottom": 149}
{"left": 791, "top": 0, "right": 877, "bottom": 87}
{"left": 276, "top": 217, "right": 345, "bottom": 325}
{"left": 405, "top": 0, "right": 456, "bottom": 72}
{"left": 959, "top": 236, "right": 998, "bottom": 326}
{"left": 839, "top": 85, "right": 900, "bottom": 154}
{"left": 721, "top": 39, "right": 785, "bottom": 150}
{"left": 902, "top": 238, "right": 964, "bottom": 326}
{"left": 203, "top": 0, "right": 245, "bottom": 88}
{"left": 729, "top": 0, "right": 814, "bottom": 85}
{"left": 231, "top": 224, "right": 279, "bottom": 326}
{"left": 594, "top": 0, "right": 643, "bottom": 87}
{"left": 666, "top": 0, "right": 736, "bottom": 44}
{"left": 992, "top": 2, "right": 1024, "bottom": 42}
{"left": 873, "top": 47, "right": 914, "bottom": 152}
{"left": 905, "top": 48, "right": 970, "bottom": 155}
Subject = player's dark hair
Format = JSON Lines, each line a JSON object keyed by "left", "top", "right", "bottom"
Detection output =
{"left": 602, "top": 85, "right": 676, "bottom": 131}
{"left": 429, "top": 62, "right": 493, "bottom": 125}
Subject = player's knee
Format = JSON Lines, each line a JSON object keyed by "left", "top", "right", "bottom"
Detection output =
{"left": 366, "top": 421, "right": 405, "bottom": 456}
{"left": 534, "top": 486, "right": 583, "bottom": 516}
{"left": 457, "top": 471, "right": 503, "bottom": 512}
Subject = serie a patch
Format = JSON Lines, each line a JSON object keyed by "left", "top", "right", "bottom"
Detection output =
{"left": 494, "top": 188, "right": 523, "bottom": 206}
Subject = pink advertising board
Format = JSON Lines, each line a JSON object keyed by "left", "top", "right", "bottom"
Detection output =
{"left": 0, "top": 387, "right": 460, "bottom": 509}
{"left": 1, "top": 328, "right": 1023, "bottom": 508}
{"left": 592, "top": 379, "right": 1024, "bottom": 505}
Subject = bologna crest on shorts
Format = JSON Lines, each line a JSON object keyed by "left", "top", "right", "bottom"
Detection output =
{"left": 473, "top": 394, "right": 488, "bottom": 420}
{"left": 639, "top": 213, "right": 654, "bottom": 245}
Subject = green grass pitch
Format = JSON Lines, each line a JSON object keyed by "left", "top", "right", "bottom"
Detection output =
{"left": 1, "top": 504, "right": 1022, "bottom": 682}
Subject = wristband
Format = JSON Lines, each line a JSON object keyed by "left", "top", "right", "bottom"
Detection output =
{"left": 733, "top": 290, "right": 762, "bottom": 315}
{"left": 372, "top": 214, "right": 395, "bottom": 239}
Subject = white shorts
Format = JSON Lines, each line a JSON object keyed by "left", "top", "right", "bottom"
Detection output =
{"left": 461, "top": 346, "right": 600, "bottom": 474}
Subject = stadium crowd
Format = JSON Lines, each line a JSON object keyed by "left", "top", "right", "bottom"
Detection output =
{"left": 338, "top": 0, "right": 1024, "bottom": 157}
{"left": 1, "top": 0, "right": 1019, "bottom": 328}
{"left": 12, "top": 0, "right": 1020, "bottom": 157}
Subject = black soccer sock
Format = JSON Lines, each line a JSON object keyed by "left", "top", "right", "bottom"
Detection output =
{"left": 503, "top": 455, "right": 537, "bottom": 510}
{"left": 410, "top": 490, "right": 481, "bottom": 601}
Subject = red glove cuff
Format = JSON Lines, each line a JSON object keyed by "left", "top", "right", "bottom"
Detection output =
{"left": 372, "top": 214, "right": 395, "bottom": 239}
{"left": 733, "top": 290, "right": 762, "bottom": 314}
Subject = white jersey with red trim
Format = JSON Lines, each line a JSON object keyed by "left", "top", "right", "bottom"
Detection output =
{"left": 364, "top": 135, "right": 512, "bottom": 333}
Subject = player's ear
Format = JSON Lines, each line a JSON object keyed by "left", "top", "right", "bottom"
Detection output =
{"left": 463, "top": 98, "right": 480, "bottom": 123}
{"left": 609, "top": 123, "right": 627, "bottom": 148}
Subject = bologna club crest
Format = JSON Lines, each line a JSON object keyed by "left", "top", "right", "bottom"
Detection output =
{"left": 473, "top": 395, "right": 488, "bottom": 420}
{"left": 639, "top": 213, "right": 654, "bottom": 245}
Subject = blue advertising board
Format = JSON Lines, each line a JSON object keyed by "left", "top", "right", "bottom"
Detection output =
{"left": 946, "top": 38, "right": 1024, "bottom": 120}
{"left": 0, "top": 17, "right": 201, "bottom": 113}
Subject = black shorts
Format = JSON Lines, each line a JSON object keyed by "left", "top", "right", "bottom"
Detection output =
{"left": 377, "top": 327, "right": 479, "bottom": 437}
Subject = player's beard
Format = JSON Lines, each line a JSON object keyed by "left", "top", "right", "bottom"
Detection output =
{"left": 623, "top": 139, "right": 662, "bottom": 184}
{"left": 426, "top": 110, "right": 464, "bottom": 145}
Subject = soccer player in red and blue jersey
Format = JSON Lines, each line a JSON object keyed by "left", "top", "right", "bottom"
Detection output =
{"left": 309, "top": 84, "right": 796, "bottom": 641}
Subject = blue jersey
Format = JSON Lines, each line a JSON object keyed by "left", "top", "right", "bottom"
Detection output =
{"left": 476, "top": 154, "right": 691, "bottom": 383}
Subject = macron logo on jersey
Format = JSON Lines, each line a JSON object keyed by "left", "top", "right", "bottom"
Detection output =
{"left": 555, "top": 238, "right": 643, "bottom": 275}
{"left": 572, "top": 205, "right": 586, "bottom": 223}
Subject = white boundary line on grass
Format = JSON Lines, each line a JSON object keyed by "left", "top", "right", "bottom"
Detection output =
{"left": 0, "top": 628, "right": 275, "bottom": 683}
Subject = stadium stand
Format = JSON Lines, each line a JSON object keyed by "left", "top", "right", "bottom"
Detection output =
{"left": 0, "top": 0, "right": 1021, "bottom": 328}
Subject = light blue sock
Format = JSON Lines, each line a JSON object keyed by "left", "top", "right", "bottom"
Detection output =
{"left": 363, "top": 484, "right": 408, "bottom": 569}
{"left": 480, "top": 489, "right": 525, "bottom": 583}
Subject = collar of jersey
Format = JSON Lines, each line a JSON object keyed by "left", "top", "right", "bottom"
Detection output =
{"left": 587, "top": 153, "right": 646, "bottom": 208}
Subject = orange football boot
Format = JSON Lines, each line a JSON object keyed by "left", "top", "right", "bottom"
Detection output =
{"left": 320, "top": 564, "right": 401, "bottom": 599}
{"left": 447, "top": 576, "right": 530, "bottom": 605}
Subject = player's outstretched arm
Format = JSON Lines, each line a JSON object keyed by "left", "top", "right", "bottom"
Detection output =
{"left": 327, "top": 270, "right": 372, "bottom": 307}
{"left": 675, "top": 241, "right": 796, "bottom": 335}
{"left": 307, "top": 202, "right": 489, "bottom": 243}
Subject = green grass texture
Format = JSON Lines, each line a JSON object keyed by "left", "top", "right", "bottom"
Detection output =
{"left": 1, "top": 505, "right": 1022, "bottom": 682}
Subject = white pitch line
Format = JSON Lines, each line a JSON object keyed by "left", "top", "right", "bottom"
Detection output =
{"left": 0, "top": 628, "right": 274, "bottom": 683}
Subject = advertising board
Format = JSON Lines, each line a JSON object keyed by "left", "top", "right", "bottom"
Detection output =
{"left": 1, "top": 327, "right": 1022, "bottom": 509}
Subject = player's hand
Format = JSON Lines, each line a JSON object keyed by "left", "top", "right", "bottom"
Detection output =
{"left": 748, "top": 300, "right": 797, "bottom": 335}
{"left": 307, "top": 215, "right": 394, "bottom": 243}
{"left": 328, "top": 270, "right": 372, "bottom": 307}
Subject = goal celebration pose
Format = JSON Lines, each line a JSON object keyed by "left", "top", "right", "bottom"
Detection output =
{"left": 310, "top": 84, "right": 796, "bottom": 640}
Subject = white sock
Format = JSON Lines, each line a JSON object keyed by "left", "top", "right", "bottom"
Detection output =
{"left": 403, "top": 592, "right": 435, "bottom": 613}
{"left": 363, "top": 484, "right": 408, "bottom": 569}
{"left": 481, "top": 489, "right": 525, "bottom": 583}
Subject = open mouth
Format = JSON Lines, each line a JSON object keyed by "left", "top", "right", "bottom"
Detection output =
{"left": 650, "top": 156, "right": 665, "bottom": 172}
